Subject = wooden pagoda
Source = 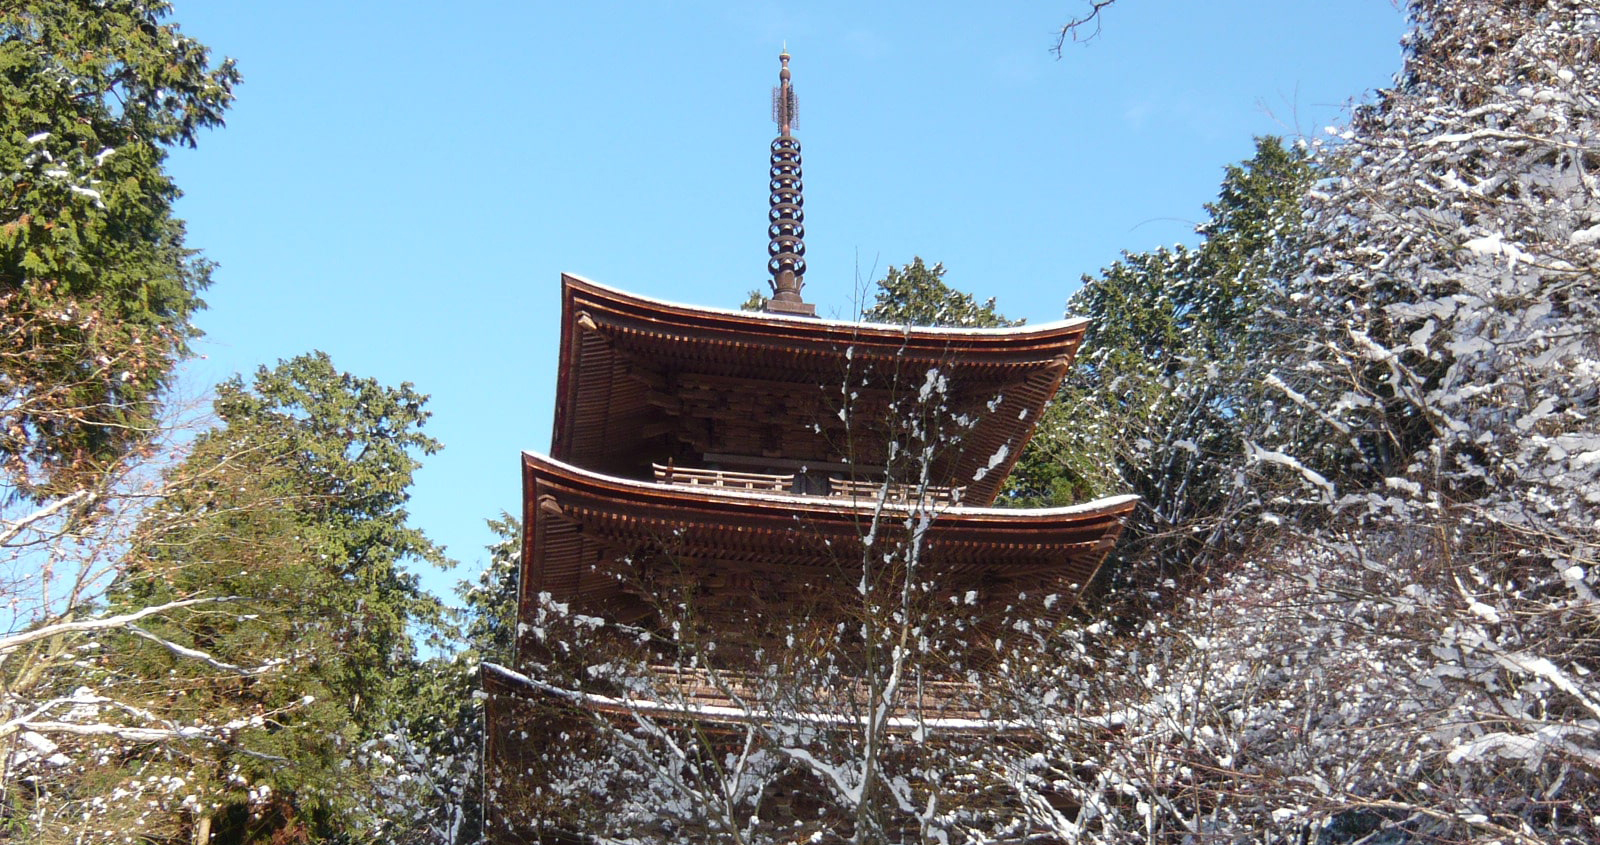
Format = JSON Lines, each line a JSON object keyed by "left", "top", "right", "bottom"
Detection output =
{"left": 481, "top": 51, "right": 1138, "bottom": 843}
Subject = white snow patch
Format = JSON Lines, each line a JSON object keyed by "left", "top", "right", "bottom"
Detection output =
{"left": 1462, "top": 232, "right": 1535, "bottom": 268}
{"left": 972, "top": 444, "right": 1010, "bottom": 482}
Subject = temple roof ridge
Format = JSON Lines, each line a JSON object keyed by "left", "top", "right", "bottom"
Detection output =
{"left": 563, "top": 272, "right": 1089, "bottom": 337}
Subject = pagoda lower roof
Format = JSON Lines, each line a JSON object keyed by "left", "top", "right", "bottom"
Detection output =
{"left": 552, "top": 274, "right": 1088, "bottom": 506}
{"left": 521, "top": 451, "right": 1138, "bottom": 618}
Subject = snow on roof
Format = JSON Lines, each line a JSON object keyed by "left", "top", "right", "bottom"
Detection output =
{"left": 564, "top": 273, "right": 1090, "bottom": 338}
{"left": 526, "top": 451, "right": 1141, "bottom": 518}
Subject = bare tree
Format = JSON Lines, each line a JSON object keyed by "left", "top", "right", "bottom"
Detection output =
{"left": 0, "top": 409, "right": 301, "bottom": 844}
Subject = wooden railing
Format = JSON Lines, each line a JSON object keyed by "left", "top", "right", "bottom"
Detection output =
{"left": 638, "top": 665, "right": 999, "bottom": 728}
{"left": 652, "top": 464, "right": 793, "bottom": 493}
{"left": 652, "top": 463, "right": 965, "bottom": 504}
{"left": 827, "top": 477, "right": 965, "bottom": 504}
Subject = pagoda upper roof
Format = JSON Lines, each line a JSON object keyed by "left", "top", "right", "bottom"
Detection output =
{"left": 552, "top": 274, "right": 1089, "bottom": 506}
{"left": 521, "top": 450, "right": 1137, "bottom": 622}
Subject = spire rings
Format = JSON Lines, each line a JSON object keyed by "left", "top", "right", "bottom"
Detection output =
{"left": 767, "top": 134, "right": 807, "bottom": 294}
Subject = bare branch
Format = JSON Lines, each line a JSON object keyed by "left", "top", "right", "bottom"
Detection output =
{"left": 16, "top": 721, "right": 289, "bottom": 762}
{"left": 1053, "top": 0, "right": 1119, "bottom": 55}
{"left": 0, "top": 596, "right": 237, "bottom": 654}
{"left": 17, "top": 719, "right": 203, "bottom": 743}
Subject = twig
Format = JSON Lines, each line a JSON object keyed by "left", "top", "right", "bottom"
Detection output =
{"left": 1053, "top": 0, "right": 1119, "bottom": 54}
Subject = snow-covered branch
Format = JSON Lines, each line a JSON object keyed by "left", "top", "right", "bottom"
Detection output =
{"left": 0, "top": 490, "right": 93, "bottom": 547}
{"left": 0, "top": 596, "right": 237, "bottom": 655}
{"left": 126, "top": 625, "right": 283, "bottom": 676}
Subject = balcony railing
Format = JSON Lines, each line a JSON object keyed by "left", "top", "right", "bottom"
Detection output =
{"left": 651, "top": 463, "right": 793, "bottom": 493}
{"left": 652, "top": 463, "right": 964, "bottom": 504}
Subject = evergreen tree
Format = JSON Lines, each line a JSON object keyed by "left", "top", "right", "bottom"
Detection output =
{"left": 33, "top": 353, "right": 456, "bottom": 843}
{"left": 458, "top": 514, "right": 520, "bottom": 669}
{"left": 1, "top": 0, "right": 238, "bottom": 495}
{"left": 861, "top": 257, "right": 1019, "bottom": 328}
{"left": 1009, "top": 138, "right": 1312, "bottom": 586}
{"left": 391, "top": 514, "right": 522, "bottom": 844}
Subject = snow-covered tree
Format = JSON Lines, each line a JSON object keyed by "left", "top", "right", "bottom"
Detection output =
{"left": 955, "top": 4, "right": 1600, "bottom": 842}
{"left": 1269, "top": 0, "right": 1600, "bottom": 532}
{"left": 996, "top": 3, "right": 1600, "bottom": 842}
{"left": 1, "top": 0, "right": 237, "bottom": 496}
{"left": 1244, "top": 1, "right": 1600, "bottom": 836}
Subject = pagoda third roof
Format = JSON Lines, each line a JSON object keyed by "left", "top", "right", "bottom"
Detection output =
{"left": 551, "top": 274, "right": 1088, "bottom": 504}
{"left": 557, "top": 272, "right": 1089, "bottom": 363}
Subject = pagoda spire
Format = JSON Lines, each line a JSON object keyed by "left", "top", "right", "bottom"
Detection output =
{"left": 764, "top": 47, "right": 815, "bottom": 316}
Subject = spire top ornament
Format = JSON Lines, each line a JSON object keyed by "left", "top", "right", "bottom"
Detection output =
{"left": 764, "top": 48, "right": 814, "bottom": 316}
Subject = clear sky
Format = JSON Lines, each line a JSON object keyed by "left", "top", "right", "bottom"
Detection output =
{"left": 163, "top": 1, "right": 1409, "bottom": 601}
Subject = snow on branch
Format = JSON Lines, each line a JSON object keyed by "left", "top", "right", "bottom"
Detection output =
{"left": 0, "top": 596, "right": 239, "bottom": 655}
{"left": 126, "top": 625, "right": 284, "bottom": 676}
{"left": 0, "top": 490, "right": 93, "bottom": 547}
{"left": 1244, "top": 442, "right": 1336, "bottom": 503}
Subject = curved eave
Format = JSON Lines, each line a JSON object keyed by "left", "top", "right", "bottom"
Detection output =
{"left": 562, "top": 273, "right": 1089, "bottom": 351}
{"left": 527, "top": 450, "right": 1136, "bottom": 534}
{"left": 521, "top": 451, "right": 1137, "bottom": 617}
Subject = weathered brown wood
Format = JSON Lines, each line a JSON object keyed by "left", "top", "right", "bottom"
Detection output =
{"left": 487, "top": 662, "right": 1017, "bottom": 735}
{"left": 520, "top": 451, "right": 1137, "bottom": 641}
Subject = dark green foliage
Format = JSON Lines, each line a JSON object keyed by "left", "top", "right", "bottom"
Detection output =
{"left": 1002, "top": 370, "right": 1125, "bottom": 507}
{"left": 406, "top": 515, "right": 524, "bottom": 844}
{"left": 862, "top": 257, "right": 1020, "bottom": 328}
{"left": 104, "top": 352, "right": 451, "bottom": 840}
{"left": 349, "top": 515, "right": 521, "bottom": 845}
{"left": 0, "top": 0, "right": 238, "bottom": 495}
{"left": 458, "top": 514, "right": 520, "bottom": 667}
{"left": 851, "top": 260, "right": 1102, "bottom": 506}
{"left": 1012, "top": 138, "right": 1313, "bottom": 584}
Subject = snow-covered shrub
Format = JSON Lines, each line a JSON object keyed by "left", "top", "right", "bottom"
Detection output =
{"left": 1220, "top": 0, "right": 1600, "bottom": 839}
{"left": 981, "top": 4, "right": 1600, "bottom": 842}
{"left": 1267, "top": 0, "right": 1600, "bottom": 542}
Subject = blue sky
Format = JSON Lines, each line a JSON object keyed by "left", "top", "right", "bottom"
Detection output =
{"left": 164, "top": 1, "right": 1409, "bottom": 600}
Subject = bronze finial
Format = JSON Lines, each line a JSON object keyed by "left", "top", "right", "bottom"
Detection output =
{"left": 765, "top": 47, "right": 814, "bottom": 316}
